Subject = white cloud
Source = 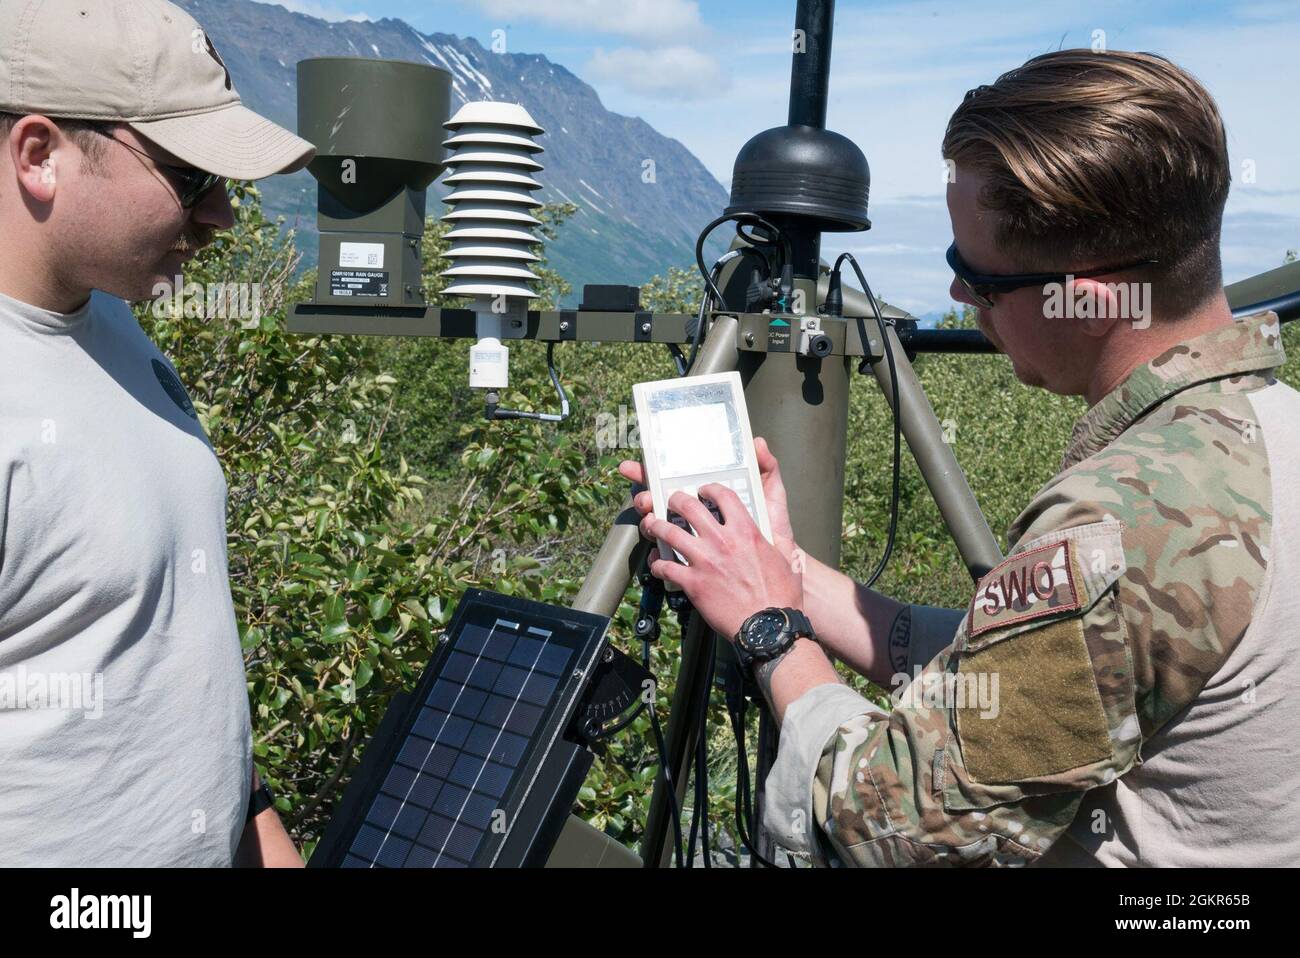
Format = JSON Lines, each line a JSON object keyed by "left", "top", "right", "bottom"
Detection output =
{"left": 585, "top": 45, "right": 730, "bottom": 99}
{"left": 590, "top": 45, "right": 733, "bottom": 99}
{"left": 466, "top": 0, "right": 727, "bottom": 102}
{"left": 264, "top": 1, "right": 371, "bottom": 22}
{"left": 463, "top": 0, "right": 704, "bottom": 44}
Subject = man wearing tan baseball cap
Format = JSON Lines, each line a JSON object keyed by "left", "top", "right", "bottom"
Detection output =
{"left": 0, "top": 0, "right": 315, "bottom": 866}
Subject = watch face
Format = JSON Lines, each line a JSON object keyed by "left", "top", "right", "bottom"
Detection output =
{"left": 742, "top": 610, "right": 788, "bottom": 656}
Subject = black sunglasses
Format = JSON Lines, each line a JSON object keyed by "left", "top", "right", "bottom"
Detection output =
{"left": 947, "top": 242, "right": 1158, "bottom": 309}
{"left": 86, "top": 126, "right": 226, "bottom": 209}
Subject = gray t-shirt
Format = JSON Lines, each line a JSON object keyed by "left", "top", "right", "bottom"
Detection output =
{"left": 0, "top": 288, "right": 251, "bottom": 866}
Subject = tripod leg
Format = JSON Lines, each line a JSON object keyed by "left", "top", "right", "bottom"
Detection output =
{"left": 564, "top": 315, "right": 742, "bottom": 867}
{"left": 870, "top": 322, "right": 1003, "bottom": 580}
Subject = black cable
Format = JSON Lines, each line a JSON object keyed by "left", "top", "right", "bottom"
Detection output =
{"left": 735, "top": 709, "right": 761, "bottom": 864}
{"left": 729, "top": 705, "right": 751, "bottom": 858}
{"left": 833, "top": 252, "right": 903, "bottom": 590}
{"left": 683, "top": 628, "right": 717, "bottom": 868}
{"left": 736, "top": 215, "right": 793, "bottom": 275}
{"left": 694, "top": 213, "right": 735, "bottom": 307}
{"left": 631, "top": 572, "right": 685, "bottom": 862}
{"left": 727, "top": 701, "right": 779, "bottom": 868}
{"left": 734, "top": 221, "right": 778, "bottom": 278}
{"left": 686, "top": 706, "right": 703, "bottom": 867}
{"left": 666, "top": 343, "right": 687, "bottom": 377}
{"left": 485, "top": 341, "right": 571, "bottom": 422}
{"left": 695, "top": 212, "right": 789, "bottom": 307}
{"left": 730, "top": 702, "right": 771, "bottom": 867}
{"left": 643, "top": 638, "right": 684, "bottom": 868}
{"left": 687, "top": 721, "right": 704, "bottom": 867}
{"left": 687, "top": 733, "right": 702, "bottom": 867}
{"left": 696, "top": 728, "right": 710, "bottom": 867}
{"left": 683, "top": 261, "right": 721, "bottom": 376}
{"left": 687, "top": 212, "right": 790, "bottom": 376}
{"left": 699, "top": 636, "right": 717, "bottom": 867}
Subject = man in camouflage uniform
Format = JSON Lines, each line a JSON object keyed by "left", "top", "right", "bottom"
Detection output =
{"left": 768, "top": 310, "right": 1292, "bottom": 866}
{"left": 621, "top": 50, "right": 1300, "bottom": 865}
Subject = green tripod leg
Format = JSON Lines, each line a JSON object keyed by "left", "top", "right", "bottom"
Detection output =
{"left": 549, "top": 315, "right": 742, "bottom": 868}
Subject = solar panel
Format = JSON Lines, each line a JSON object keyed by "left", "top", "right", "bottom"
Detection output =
{"left": 309, "top": 589, "right": 610, "bottom": 868}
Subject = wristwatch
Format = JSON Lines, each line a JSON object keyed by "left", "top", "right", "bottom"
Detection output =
{"left": 246, "top": 781, "right": 275, "bottom": 824}
{"left": 734, "top": 607, "right": 816, "bottom": 673}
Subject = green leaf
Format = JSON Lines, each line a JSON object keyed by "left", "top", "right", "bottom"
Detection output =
{"left": 401, "top": 598, "right": 428, "bottom": 621}
{"left": 323, "top": 594, "right": 346, "bottom": 621}
{"left": 367, "top": 594, "right": 393, "bottom": 621}
{"left": 239, "top": 626, "right": 264, "bottom": 651}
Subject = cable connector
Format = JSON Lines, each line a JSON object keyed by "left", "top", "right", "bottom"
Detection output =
{"left": 824, "top": 267, "right": 843, "bottom": 317}
{"left": 482, "top": 342, "right": 571, "bottom": 423}
{"left": 777, "top": 263, "right": 795, "bottom": 311}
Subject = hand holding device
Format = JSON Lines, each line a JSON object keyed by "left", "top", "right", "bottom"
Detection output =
{"left": 631, "top": 373, "right": 773, "bottom": 587}
{"left": 620, "top": 435, "right": 797, "bottom": 558}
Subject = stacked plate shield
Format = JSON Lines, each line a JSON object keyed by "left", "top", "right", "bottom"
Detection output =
{"left": 440, "top": 102, "right": 546, "bottom": 300}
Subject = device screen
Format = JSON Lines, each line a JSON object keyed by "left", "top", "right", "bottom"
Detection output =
{"left": 648, "top": 385, "right": 744, "bottom": 480}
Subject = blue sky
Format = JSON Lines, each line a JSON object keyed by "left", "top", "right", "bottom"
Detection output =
{"left": 269, "top": 0, "right": 1300, "bottom": 316}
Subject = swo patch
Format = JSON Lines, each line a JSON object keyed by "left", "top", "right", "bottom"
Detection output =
{"left": 969, "top": 539, "right": 1081, "bottom": 638}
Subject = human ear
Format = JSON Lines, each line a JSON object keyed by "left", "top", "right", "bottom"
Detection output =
{"left": 11, "top": 116, "right": 59, "bottom": 204}
{"left": 1069, "top": 276, "right": 1123, "bottom": 338}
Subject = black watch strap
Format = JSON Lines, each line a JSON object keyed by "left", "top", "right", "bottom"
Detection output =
{"left": 786, "top": 608, "right": 815, "bottom": 640}
{"left": 246, "top": 781, "right": 275, "bottom": 824}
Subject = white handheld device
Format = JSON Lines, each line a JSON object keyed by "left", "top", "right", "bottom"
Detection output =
{"left": 631, "top": 371, "right": 772, "bottom": 588}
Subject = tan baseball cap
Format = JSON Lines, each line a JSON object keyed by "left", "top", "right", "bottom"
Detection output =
{"left": 0, "top": 0, "right": 315, "bottom": 179}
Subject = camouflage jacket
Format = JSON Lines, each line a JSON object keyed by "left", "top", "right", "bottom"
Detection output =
{"left": 763, "top": 311, "right": 1294, "bottom": 866}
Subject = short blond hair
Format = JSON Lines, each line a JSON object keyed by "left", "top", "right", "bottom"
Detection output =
{"left": 943, "top": 50, "right": 1231, "bottom": 316}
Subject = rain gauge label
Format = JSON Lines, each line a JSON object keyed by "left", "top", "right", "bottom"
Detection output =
{"left": 330, "top": 270, "right": 389, "bottom": 297}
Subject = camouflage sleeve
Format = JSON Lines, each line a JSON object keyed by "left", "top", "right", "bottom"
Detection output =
{"left": 764, "top": 517, "right": 1136, "bottom": 866}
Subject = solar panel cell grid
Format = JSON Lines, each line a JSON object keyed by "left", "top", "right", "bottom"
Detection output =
{"left": 396, "top": 773, "right": 443, "bottom": 810}
{"left": 343, "top": 615, "right": 578, "bottom": 868}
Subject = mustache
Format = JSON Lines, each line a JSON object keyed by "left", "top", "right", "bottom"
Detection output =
{"left": 171, "top": 228, "right": 215, "bottom": 254}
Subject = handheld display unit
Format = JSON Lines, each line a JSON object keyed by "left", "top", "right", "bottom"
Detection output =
{"left": 632, "top": 372, "right": 773, "bottom": 582}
